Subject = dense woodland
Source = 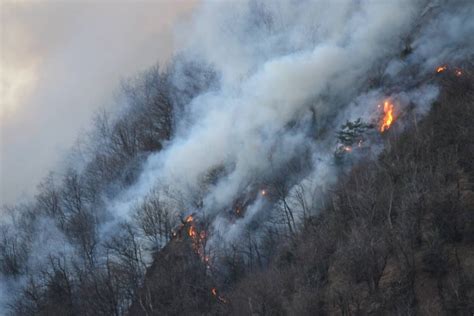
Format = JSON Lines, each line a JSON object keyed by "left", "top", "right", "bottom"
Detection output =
{"left": 1, "top": 59, "right": 473, "bottom": 315}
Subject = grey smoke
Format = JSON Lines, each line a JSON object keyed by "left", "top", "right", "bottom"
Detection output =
{"left": 0, "top": 0, "right": 196, "bottom": 204}
{"left": 109, "top": 0, "right": 468, "bottom": 242}
{"left": 1, "top": 0, "right": 473, "bottom": 311}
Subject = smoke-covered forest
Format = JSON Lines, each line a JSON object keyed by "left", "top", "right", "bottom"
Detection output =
{"left": 1, "top": 1, "right": 473, "bottom": 315}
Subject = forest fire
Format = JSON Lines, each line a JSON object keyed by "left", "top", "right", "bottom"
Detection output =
{"left": 183, "top": 215, "right": 210, "bottom": 267}
{"left": 379, "top": 100, "right": 395, "bottom": 133}
{"left": 435, "top": 64, "right": 464, "bottom": 77}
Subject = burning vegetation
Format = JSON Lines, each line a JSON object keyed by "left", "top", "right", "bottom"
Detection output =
{"left": 184, "top": 216, "right": 229, "bottom": 304}
{"left": 379, "top": 100, "right": 395, "bottom": 133}
{"left": 334, "top": 98, "right": 398, "bottom": 161}
{"left": 436, "top": 64, "right": 464, "bottom": 77}
{"left": 211, "top": 287, "right": 227, "bottom": 304}
{"left": 182, "top": 215, "right": 209, "bottom": 266}
{"left": 437, "top": 65, "right": 448, "bottom": 73}
{"left": 2, "top": 1, "right": 473, "bottom": 314}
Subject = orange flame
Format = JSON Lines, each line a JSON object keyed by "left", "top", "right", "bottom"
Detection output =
{"left": 184, "top": 215, "right": 210, "bottom": 266}
{"left": 436, "top": 65, "right": 448, "bottom": 73}
{"left": 211, "top": 287, "right": 227, "bottom": 303}
{"left": 188, "top": 225, "right": 197, "bottom": 238}
{"left": 379, "top": 101, "right": 394, "bottom": 133}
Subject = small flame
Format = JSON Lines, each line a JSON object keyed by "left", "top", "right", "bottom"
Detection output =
{"left": 379, "top": 101, "right": 395, "bottom": 133}
{"left": 455, "top": 69, "right": 463, "bottom": 77}
{"left": 436, "top": 65, "right": 448, "bottom": 73}
{"left": 211, "top": 287, "right": 227, "bottom": 303}
{"left": 260, "top": 189, "right": 267, "bottom": 196}
{"left": 183, "top": 215, "right": 210, "bottom": 266}
{"left": 343, "top": 146, "right": 352, "bottom": 152}
{"left": 188, "top": 225, "right": 197, "bottom": 238}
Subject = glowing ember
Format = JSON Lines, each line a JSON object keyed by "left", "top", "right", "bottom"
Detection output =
{"left": 455, "top": 69, "right": 463, "bottom": 76}
{"left": 379, "top": 101, "right": 395, "bottom": 133}
{"left": 211, "top": 287, "right": 227, "bottom": 303}
{"left": 436, "top": 65, "right": 448, "bottom": 73}
{"left": 188, "top": 225, "right": 198, "bottom": 238}
{"left": 260, "top": 189, "right": 267, "bottom": 196}
{"left": 343, "top": 146, "right": 352, "bottom": 152}
{"left": 183, "top": 215, "right": 210, "bottom": 267}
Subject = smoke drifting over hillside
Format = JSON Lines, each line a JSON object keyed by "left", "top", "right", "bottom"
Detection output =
{"left": 110, "top": 0, "right": 473, "bottom": 239}
{"left": 1, "top": 0, "right": 473, "bottom": 313}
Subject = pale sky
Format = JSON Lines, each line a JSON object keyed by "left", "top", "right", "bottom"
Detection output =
{"left": 0, "top": 0, "right": 196, "bottom": 204}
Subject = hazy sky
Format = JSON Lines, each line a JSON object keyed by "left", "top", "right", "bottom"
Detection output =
{"left": 0, "top": 0, "right": 196, "bottom": 204}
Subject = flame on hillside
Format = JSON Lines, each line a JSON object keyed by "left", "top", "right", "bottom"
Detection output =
{"left": 436, "top": 65, "right": 448, "bottom": 73}
{"left": 211, "top": 287, "right": 227, "bottom": 303}
{"left": 172, "top": 215, "right": 210, "bottom": 268}
{"left": 435, "top": 64, "right": 464, "bottom": 77}
{"left": 379, "top": 100, "right": 395, "bottom": 133}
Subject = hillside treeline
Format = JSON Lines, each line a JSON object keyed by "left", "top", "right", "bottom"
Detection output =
{"left": 0, "top": 60, "right": 218, "bottom": 315}
{"left": 127, "top": 70, "right": 474, "bottom": 315}
{"left": 1, "top": 65, "right": 473, "bottom": 315}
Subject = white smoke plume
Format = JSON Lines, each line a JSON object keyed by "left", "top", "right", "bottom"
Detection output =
{"left": 1, "top": 0, "right": 473, "bottom": 311}
{"left": 108, "top": 0, "right": 473, "bottom": 244}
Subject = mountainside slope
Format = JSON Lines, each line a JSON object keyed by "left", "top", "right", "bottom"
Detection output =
{"left": 129, "top": 71, "right": 474, "bottom": 315}
{"left": 2, "top": 2, "right": 473, "bottom": 315}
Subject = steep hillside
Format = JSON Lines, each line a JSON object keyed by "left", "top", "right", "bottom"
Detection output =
{"left": 129, "top": 71, "right": 474, "bottom": 315}
{"left": 1, "top": 2, "right": 473, "bottom": 315}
